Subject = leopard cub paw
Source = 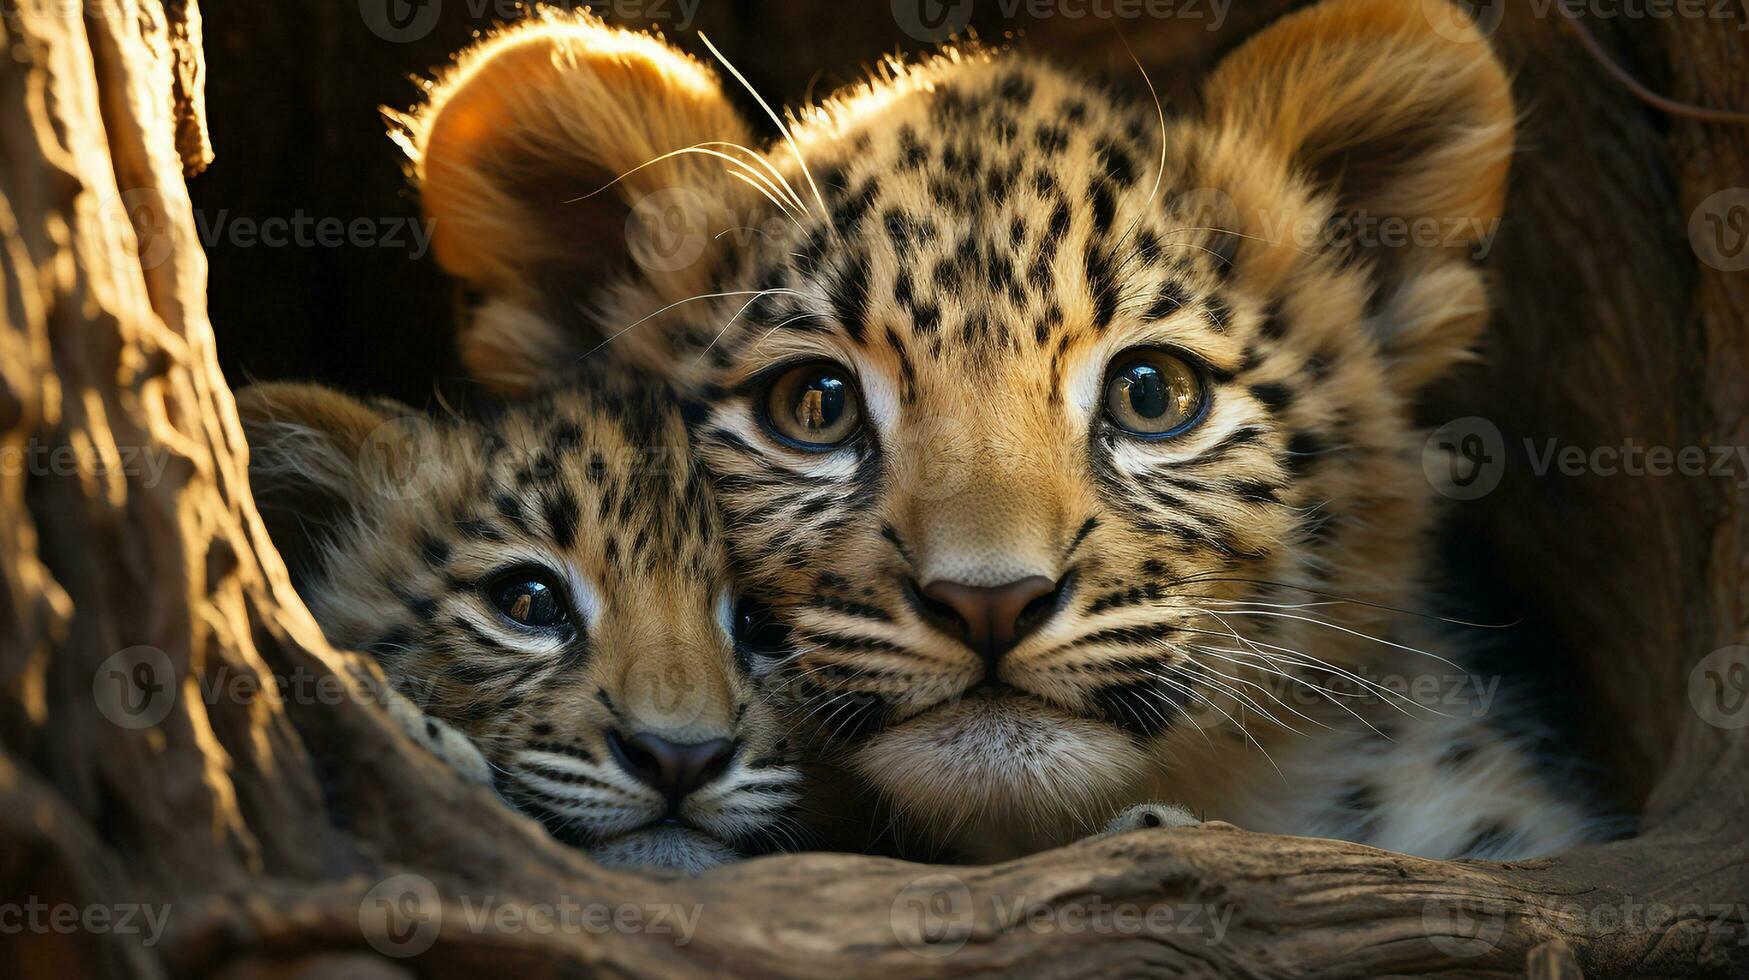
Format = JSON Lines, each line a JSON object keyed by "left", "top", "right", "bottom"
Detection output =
{"left": 1099, "top": 802, "right": 1202, "bottom": 837}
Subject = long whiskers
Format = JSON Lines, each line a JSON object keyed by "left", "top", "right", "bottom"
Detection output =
{"left": 698, "top": 287, "right": 794, "bottom": 361}
{"left": 577, "top": 287, "right": 809, "bottom": 360}
{"left": 1162, "top": 575, "right": 1516, "bottom": 629}
{"left": 1200, "top": 607, "right": 1468, "bottom": 672}
{"left": 1164, "top": 640, "right": 1337, "bottom": 735}
{"left": 694, "top": 139, "right": 810, "bottom": 215}
{"left": 571, "top": 143, "right": 803, "bottom": 226}
{"left": 698, "top": 33, "right": 827, "bottom": 217}
{"left": 1135, "top": 666, "right": 1284, "bottom": 779}
{"left": 1170, "top": 617, "right": 1432, "bottom": 718}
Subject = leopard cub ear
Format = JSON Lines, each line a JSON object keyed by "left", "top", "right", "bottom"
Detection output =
{"left": 1201, "top": 0, "right": 1515, "bottom": 394}
{"left": 395, "top": 11, "right": 758, "bottom": 394}
{"left": 236, "top": 383, "right": 423, "bottom": 582}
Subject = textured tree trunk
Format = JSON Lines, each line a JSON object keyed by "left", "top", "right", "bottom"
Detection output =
{"left": 2, "top": 3, "right": 1747, "bottom": 978}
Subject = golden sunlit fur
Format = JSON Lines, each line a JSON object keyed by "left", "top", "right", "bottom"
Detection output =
{"left": 238, "top": 376, "right": 807, "bottom": 870}
{"left": 388, "top": 11, "right": 757, "bottom": 394}
{"left": 405, "top": 0, "right": 1614, "bottom": 862}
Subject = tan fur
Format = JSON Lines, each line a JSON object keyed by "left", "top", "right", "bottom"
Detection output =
{"left": 407, "top": 0, "right": 1612, "bottom": 863}
{"left": 390, "top": 11, "right": 757, "bottom": 393}
{"left": 238, "top": 378, "right": 807, "bottom": 868}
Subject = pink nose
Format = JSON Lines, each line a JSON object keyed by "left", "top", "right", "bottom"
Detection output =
{"left": 921, "top": 576, "right": 1061, "bottom": 664}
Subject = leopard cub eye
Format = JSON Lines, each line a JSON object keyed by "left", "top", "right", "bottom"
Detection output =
{"left": 1103, "top": 349, "right": 1207, "bottom": 438}
{"left": 486, "top": 568, "right": 569, "bottom": 630}
{"left": 762, "top": 361, "right": 863, "bottom": 449}
{"left": 732, "top": 598, "right": 792, "bottom": 659}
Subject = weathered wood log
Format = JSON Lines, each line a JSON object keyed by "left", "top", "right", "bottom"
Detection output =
{"left": 3, "top": 2, "right": 1747, "bottom": 978}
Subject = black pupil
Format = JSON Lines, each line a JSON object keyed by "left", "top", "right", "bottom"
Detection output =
{"left": 1120, "top": 362, "right": 1170, "bottom": 419}
{"left": 794, "top": 373, "right": 848, "bottom": 434}
{"left": 734, "top": 599, "right": 791, "bottom": 656}
{"left": 491, "top": 576, "right": 563, "bottom": 627}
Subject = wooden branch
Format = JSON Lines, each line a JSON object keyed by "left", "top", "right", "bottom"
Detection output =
{"left": 2, "top": 3, "right": 1747, "bottom": 978}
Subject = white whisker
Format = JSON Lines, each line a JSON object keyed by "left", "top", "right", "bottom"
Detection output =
{"left": 699, "top": 33, "right": 827, "bottom": 216}
{"left": 577, "top": 287, "right": 807, "bottom": 360}
{"left": 696, "top": 140, "right": 809, "bottom": 215}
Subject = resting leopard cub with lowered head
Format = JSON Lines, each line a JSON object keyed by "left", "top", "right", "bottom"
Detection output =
{"left": 238, "top": 375, "right": 806, "bottom": 871}
{"left": 400, "top": 0, "right": 1615, "bottom": 861}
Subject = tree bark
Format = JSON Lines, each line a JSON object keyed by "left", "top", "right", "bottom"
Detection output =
{"left": 2, "top": 3, "right": 1747, "bottom": 978}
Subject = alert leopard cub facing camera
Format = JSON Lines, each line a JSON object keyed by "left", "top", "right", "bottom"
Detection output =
{"left": 238, "top": 375, "right": 808, "bottom": 871}
{"left": 403, "top": 0, "right": 1617, "bottom": 861}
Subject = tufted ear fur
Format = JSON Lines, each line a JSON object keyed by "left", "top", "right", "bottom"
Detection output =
{"left": 1201, "top": 0, "right": 1515, "bottom": 394}
{"left": 237, "top": 383, "right": 413, "bottom": 583}
{"left": 395, "top": 11, "right": 757, "bottom": 394}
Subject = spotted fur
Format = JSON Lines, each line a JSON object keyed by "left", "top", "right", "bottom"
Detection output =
{"left": 238, "top": 375, "right": 807, "bottom": 870}
{"left": 404, "top": 0, "right": 1615, "bottom": 861}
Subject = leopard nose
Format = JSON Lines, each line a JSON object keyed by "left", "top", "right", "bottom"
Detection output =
{"left": 606, "top": 730, "right": 736, "bottom": 809}
{"left": 920, "top": 576, "right": 1062, "bottom": 665}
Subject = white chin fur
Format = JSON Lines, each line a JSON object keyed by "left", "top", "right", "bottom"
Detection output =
{"left": 589, "top": 826, "right": 738, "bottom": 874}
{"left": 854, "top": 693, "right": 1150, "bottom": 860}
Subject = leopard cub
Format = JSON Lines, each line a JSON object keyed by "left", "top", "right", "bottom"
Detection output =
{"left": 239, "top": 373, "right": 806, "bottom": 871}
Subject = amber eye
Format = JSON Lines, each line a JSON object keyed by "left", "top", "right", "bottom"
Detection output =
{"left": 762, "top": 361, "right": 863, "bottom": 449}
{"left": 486, "top": 568, "right": 569, "bottom": 630}
{"left": 1103, "top": 349, "right": 1206, "bottom": 437}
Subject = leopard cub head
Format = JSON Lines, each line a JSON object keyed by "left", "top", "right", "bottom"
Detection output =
{"left": 238, "top": 374, "right": 804, "bottom": 870}
{"left": 404, "top": 0, "right": 1514, "bottom": 857}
